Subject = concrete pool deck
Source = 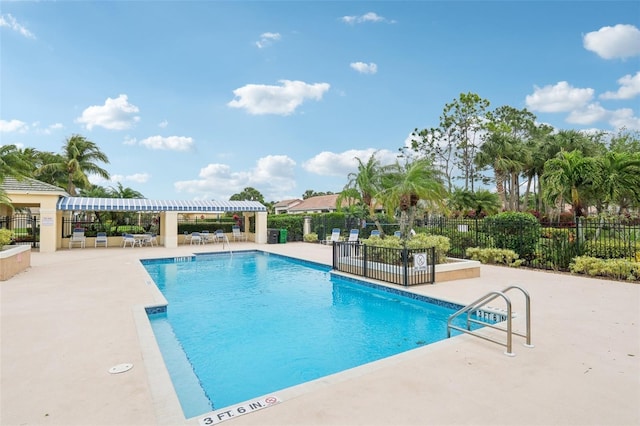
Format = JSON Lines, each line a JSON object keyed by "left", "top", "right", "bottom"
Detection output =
{"left": 1, "top": 242, "right": 638, "bottom": 426}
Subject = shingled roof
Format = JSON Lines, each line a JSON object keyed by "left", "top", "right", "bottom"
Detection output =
{"left": 1, "top": 177, "right": 68, "bottom": 195}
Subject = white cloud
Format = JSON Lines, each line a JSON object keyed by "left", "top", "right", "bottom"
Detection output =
{"left": 158, "top": 120, "right": 168, "bottom": 128}
{"left": 32, "top": 122, "right": 64, "bottom": 135}
{"left": 350, "top": 62, "right": 378, "bottom": 74}
{"left": 174, "top": 155, "right": 297, "bottom": 201}
{"left": 123, "top": 136, "right": 137, "bottom": 146}
{"left": 608, "top": 108, "right": 640, "bottom": 131}
{"left": 139, "top": 135, "right": 194, "bottom": 151}
{"left": 340, "top": 12, "right": 390, "bottom": 25}
{"left": 525, "top": 81, "right": 594, "bottom": 113}
{"left": 256, "top": 32, "right": 281, "bottom": 48}
{"left": 0, "top": 119, "right": 28, "bottom": 133}
{"left": 228, "top": 80, "right": 330, "bottom": 115}
{"left": 566, "top": 103, "right": 609, "bottom": 125}
{"left": 91, "top": 173, "right": 151, "bottom": 186}
{"left": 76, "top": 94, "right": 140, "bottom": 130}
{"left": 303, "top": 148, "right": 398, "bottom": 177}
{"left": 0, "top": 13, "right": 35, "bottom": 39}
{"left": 600, "top": 71, "right": 640, "bottom": 100}
{"left": 583, "top": 24, "right": 640, "bottom": 60}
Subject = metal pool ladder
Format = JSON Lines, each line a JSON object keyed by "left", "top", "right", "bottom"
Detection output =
{"left": 447, "top": 285, "right": 533, "bottom": 356}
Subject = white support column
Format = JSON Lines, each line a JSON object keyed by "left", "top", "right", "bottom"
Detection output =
{"left": 161, "top": 212, "right": 178, "bottom": 248}
{"left": 39, "top": 208, "right": 58, "bottom": 253}
{"left": 254, "top": 211, "right": 268, "bottom": 243}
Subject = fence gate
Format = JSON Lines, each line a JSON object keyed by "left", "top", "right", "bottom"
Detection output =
{"left": 0, "top": 215, "right": 39, "bottom": 248}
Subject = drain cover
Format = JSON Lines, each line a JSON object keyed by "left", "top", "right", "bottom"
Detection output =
{"left": 108, "top": 363, "right": 133, "bottom": 374}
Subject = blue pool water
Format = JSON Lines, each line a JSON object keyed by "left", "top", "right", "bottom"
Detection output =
{"left": 143, "top": 251, "right": 480, "bottom": 418}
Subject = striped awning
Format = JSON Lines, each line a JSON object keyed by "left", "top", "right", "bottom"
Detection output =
{"left": 56, "top": 197, "right": 267, "bottom": 212}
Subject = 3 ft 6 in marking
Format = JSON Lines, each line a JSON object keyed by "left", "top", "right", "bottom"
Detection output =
{"left": 199, "top": 395, "right": 281, "bottom": 425}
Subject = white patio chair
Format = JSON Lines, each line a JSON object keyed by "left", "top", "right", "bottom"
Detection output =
{"left": 190, "top": 232, "right": 203, "bottom": 245}
{"left": 141, "top": 232, "right": 157, "bottom": 246}
{"left": 348, "top": 229, "right": 360, "bottom": 242}
{"left": 232, "top": 226, "right": 247, "bottom": 242}
{"left": 95, "top": 232, "right": 108, "bottom": 248}
{"left": 69, "top": 228, "right": 86, "bottom": 249}
{"left": 322, "top": 228, "right": 342, "bottom": 245}
{"left": 122, "top": 233, "right": 137, "bottom": 248}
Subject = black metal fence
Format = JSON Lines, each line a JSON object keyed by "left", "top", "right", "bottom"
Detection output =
{"left": 333, "top": 242, "right": 435, "bottom": 286}
{"left": 61, "top": 215, "right": 159, "bottom": 238}
{"left": 418, "top": 217, "right": 640, "bottom": 271}
{"left": 1, "top": 215, "right": 39, "bottom": 248}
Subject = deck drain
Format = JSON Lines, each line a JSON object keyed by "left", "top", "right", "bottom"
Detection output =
{"left": 108, "top": 363, "right": 133, "bottom": 374}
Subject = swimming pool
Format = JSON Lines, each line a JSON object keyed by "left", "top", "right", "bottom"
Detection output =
{"left": 143, "top": 251, "right": 484, "bottom": 419}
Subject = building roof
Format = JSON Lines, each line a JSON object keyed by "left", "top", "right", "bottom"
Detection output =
{"left": 273, "top": 199, "right": 302, "bottom": 208}
{"left": 56, "top": 197, "right": 267, "bottom": 212}
{"left": 288, "top": 194, "right": 346, "bottom": 212}
{"left": 1, "top": 176, "right": 69, "bottom": 195}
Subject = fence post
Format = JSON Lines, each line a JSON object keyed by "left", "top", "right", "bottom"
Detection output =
{"left": 402, "top": 247, "right": 409, "bottom": 286}
{"left": 363, "top": 243, "right": 368, "bottom": 277}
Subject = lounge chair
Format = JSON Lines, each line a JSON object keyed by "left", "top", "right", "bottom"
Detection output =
{"left": 348, "top": 229, "right": 360, "bottom": 242}
{"left": 322, "top": 228, "right": 342, "bottom": 245}
{"left": 122, "top": 233, "right": 137, "bottom": 248}
{"left": 394, "top": 231, "right": 402, "bottom": 238}
{"left": 232, "top": 225, "right": 247, "bottom": 242}
{"left": 69, "top": 228, "right": 86, "bottom": 249}
{"left": 370, "top": 230, "right": 381, "bottom": 237}
{"left": 95, "top": 232, "right": 108, "bottom": 248}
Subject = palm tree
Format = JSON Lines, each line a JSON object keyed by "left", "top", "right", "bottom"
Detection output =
{"left": 0, "top": 144, "right": 34, "bottom": 210}
{"left": 541, "top": 150, "right": 600, "bottom": 218}
{"left": 37, "top": 135, "right": 110, "bottom": 195}
{"left": 377, "top": 158, "right": 447, "bottom": 235}
{"left": 337, "top": 153, "right": 386, "bottom": 232}
{"left": 108, "top": 182, "right": 144, "bottom": 199}
{"left": 595, "top": 151, "right": 640, "bottom": 213}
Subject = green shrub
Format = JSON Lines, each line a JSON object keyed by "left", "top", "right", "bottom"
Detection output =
{"left": 0, "top": 228, "right": 13, "bottom": 246}
{"left": 569, "top": 256, "right": 640, "bottom": 281}
{"left": 466, "top": 247, "right": 523, "bottom": 267}
{"left": 267, "top": 214, "right": 305, "bottom": 241}
{"left": 537, "top": 228, "right": 580, "bottom": 270}
{"left": 303, "top": 232, "right": 318, "bottom": 243}
{"left": 362, "top": 232, "right": 451, "bottom": 264}
{"left": 484, "top": 212, "right": 540, "bottom": 259}
{"left": 582, "top": 238, "right": 639, "bottom": 260}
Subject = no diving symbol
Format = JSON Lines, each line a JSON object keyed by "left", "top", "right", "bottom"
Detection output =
{"left": 265, "top": 396, "right": 278, "bottom": 405}
{"left": 414, "top": 253, "right": 427, "bottom": 270}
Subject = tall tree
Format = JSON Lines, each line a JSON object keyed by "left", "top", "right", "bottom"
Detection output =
{"left": 443, "top": 92, "right": 490, "bottom": 191}
{"left": 108, "top": 182, "right": 144, "bottom": 199}
{"left": 541, "top": 150, "right": 600, "bottom": 218}
{"left": 337, "top": 153, "right": 386, "bottom": 232}
{"left": 229, "top": 187, "right": 265, "bottom": 204}
{"left": 0, "top": 144, "right": 34, "bottom": 210}
{"left": 595, "top": 151, "right": 640, "bottom": 213}
{"left": 37, "top": 135, "right": 110, "bottom": 195}
{"left": 377, "top": 158, "right": 447, "bottom": 235}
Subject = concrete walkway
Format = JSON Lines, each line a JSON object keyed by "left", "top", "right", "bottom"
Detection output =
{"left": 1, "top": 242, "right": 638, "bottom": 426}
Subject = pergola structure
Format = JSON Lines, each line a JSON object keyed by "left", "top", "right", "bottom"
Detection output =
{"left": 1, "top": 177, "right": 269, "bottom": 252}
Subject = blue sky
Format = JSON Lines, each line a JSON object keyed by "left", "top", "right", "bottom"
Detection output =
{"left": 1, "top": 1, "right": 639, "bottom": 202}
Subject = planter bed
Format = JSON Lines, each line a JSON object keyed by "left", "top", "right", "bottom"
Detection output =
{"left": 0, "top": 245, "right": 31, "bottom": 281}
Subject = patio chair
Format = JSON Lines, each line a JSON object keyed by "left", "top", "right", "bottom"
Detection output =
{"left": 141, "top": 232, "right": 158, "bottom": 247}
{"left": 394, "top": 231, "right": 402, "bottom": 238}
{"left": 322, "top": 228, "right": 342, "bottom": 245}
{"left": 190, "top": 232, "right": 203, "bottom": 245}
{"left": 95, "top": 232, "right": 108, "bottom": 248}
{"left": 232, "top": 225, "right": 247, "bottom": 242}
{"left": 122, "top": 233, "right": 137, "bottom": 248}
{"left": 370, "top": 230, "right": 381, "bottom": 237}
{"left": 214, "top": 229, "right": 227, "bottom": 244}
{"left": 348, "top": 229, "right": 360, "bottom": 242}
{"left": 201, "top": 230, "right": 213, "bottom": 244}
{"left": 69, "top": 228, "right": 86, "bottom": 249}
